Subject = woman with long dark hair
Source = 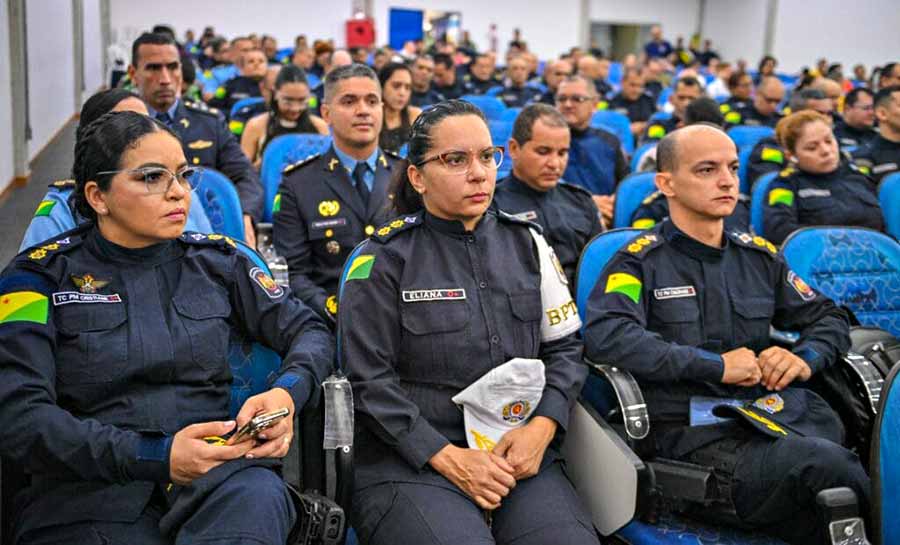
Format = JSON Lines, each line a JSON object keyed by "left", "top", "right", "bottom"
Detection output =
{"left": 377, "top": 62, "right": 422, "bottom": 154}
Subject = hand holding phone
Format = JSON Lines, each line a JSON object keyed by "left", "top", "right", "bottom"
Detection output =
{"left": 227, "top": 407, "right": 290, "bottom": 445}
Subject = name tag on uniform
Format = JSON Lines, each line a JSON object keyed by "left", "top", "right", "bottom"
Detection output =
{"left": 511, "top": 210, "right": 538, "bottom": 221}
{"left": 839, "top": 138, "right": 858, "bottom": 147}
{"left": 52, "top": 292, "right": 122, "bottom": 305}
{"left": 797, "top": 188, "right": 831, "bottom": 198}
{"left": 402, "top": 289, "right": 467, "bottom": 302}
{"left": 653, "top": 285, "right": 696, "bottom": 300}
{"left": 311, "top": 218, "right": 348, "bottom": 229}
{"left": 873, "top": 162, "right": 898, "bottom": 174}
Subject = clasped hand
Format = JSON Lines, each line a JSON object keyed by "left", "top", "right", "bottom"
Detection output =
{"left": 721, "top": 346, "right": 812, "bottom": 390}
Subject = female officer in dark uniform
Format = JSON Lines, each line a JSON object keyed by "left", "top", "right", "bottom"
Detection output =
{"left": 340, "top": 100, "right": 599, "bottom": 545}
{"left": 763, "top": 110, "right": 884, "bottom": 244}
{"left": 0, "top": 112, "right": 333, "bottom": 545}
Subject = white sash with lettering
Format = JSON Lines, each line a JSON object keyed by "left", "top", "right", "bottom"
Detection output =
{"left": 528, "top": 228, "right": 582, "bottom": 342}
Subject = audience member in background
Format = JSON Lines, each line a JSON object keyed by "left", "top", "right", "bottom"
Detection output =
{"left": 378, "top": 62, "right": 422, "bottom": 154}
{"left": 706, "top": 61, "right": 733, "bottom": 99}
{"left": 21, "top": 88, "right": 212, "bottom": 251}
{"left": 309, "top": 41, "right": 333, "bottom": 80}
{"left": 410, "top": 55, "right": 443, "bottom": 107}
{"left": 877, "top": 62, "right": 900, "bottom": 90}
{"left": 754, "top": 54, "right": 778, "bottom": 85}
{"left": 853, "top": 85, "right": 900, "bottom": 183}
{"left": 262, "top": 35, "right": 278, "bottom": 64}
{"left": 350, "top": 47, "right": 369, "bottom": 65}
{"left": 853, "top": 64, "right": 867, "bottom": 86}
{"left": 208, "top": 48, "right": 268, "bottom": 113}
{"left": 498, "top": 56, "right": 543, "bottom": 108}
{"left": 310, "top": 49, "right": 353, "bottom": 114}
{"left": 834, "top": 88, "right": 877, "bottom": 150}
{"left": 129, "top": 32, "right": 263, "bottom": 246}
{"left": 433, "top": 53, "right": 466, "bottom": 100}
{"left": 641, "top": 76, "right": 704, "bottom": 144}
{"left": 556, "top": 75, "right": 628, "bottom": 226}
{"left": 202, "top": 36, "right": 254, "bottom": 101}
{"left": 644, "top": 25, "right": 673, "bottom": 60}
{"left": 577, "top": 56, "right": 613, "bottom": 98}
{"left": 180, "top": 52, "right": 202, "bottom": 103}
{"left": 493, "top": 104, "right": 602, "bottom": 291}
{"left": 643, "top": 58, "right": 667, "bottom": 101}
{"left": 722, "top": 71, "right": 753, "bottom": 114}
{"left": 608, "top": 68, "right": 657, "bottom": 140}
{"left": 274, "top": 64, "right": 399, "bottom": 325}
{"left": 725, "top": 76, "right": 784, "bottom": 127}
{"left": 291, "top": 46, "right": 314, "bottom": 72}
{"left": 539, "top": 59, "right": 574, "bottom": 105}
{"left": 810, "top": 77, "right": 843, "bottom": 117}
{"left": 695, "top": 39, "right": 720, "bottom": 66}
{"left": 372, "top": 48, "right": 391, "bottom": 73}
{"left": 764, "top": 110, "right": 882, "bottom": 244}
{"left": 632, "top": 96, "right": 750, "bottom": 231}
{"left": 465, "top": 53, "right": 501, "bottom": 95}
{"left": 241, "top": 65, "right": 328, "bottom": 168}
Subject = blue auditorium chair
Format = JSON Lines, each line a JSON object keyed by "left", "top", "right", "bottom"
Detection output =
{"left": 274, "top": 47, "right": 294, "bottom": 63}
{"left": 780, "top": 227, "right": 900, "bottom": 337}
{"left": 260, "top": 133, "right": 333, "bottom": 222}
{"left": 612, "top": 172, "right": 657, "bottom": 228}
{"left": 608, "top": 62, "right": 624, "bottom": 86}
{"left": 230, "top": 96, "right": 266, "bottom": 121}
{"left": 500, "top": 107, "right": 521, "bottom": 123}
{"left": 871, "top": 362, "right": 900, "bottom": 545}
{"left": 728, "top": 126, "right": 775, "bottom": 151}
{"left": 630, "top": 142, "right": 657, "bottom": 172}
{"left": 489, "top": 119, "right": 514, "bottom": 147}
{"left": 879, "top": 172, "right": 900, "bottom": 239}
{"left": 656, "top": 87, "right": 673, "bottom": 109}
{"left": 749, "top": 171, "right": 778, "bottom": 235}
{"left": 649, "top": 110, "right": 672, "bottom": 122}
{"left": 193, "top": 168, "right": 246, "bottom": 240}
{"left": 737, "top": 145, "right": 754, "bottom": 195}
{"left": 591, "top": 110, "right": 634, "bottom": 155}
{"left": 459, "top": 94, "right": 507, "bottom": 120}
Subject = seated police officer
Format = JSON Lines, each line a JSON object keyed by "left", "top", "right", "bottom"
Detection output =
{"left": 341, "top": 100, "right": 598, "bottom": 545}
{"left": 433, "top": 53, "right": 467, "bottom": 100}
{"left": 498, "top": 56, "right": 544, "bottom": 108}
{"left": 557, "top": 75, "right": 629, "bottom": 226}
{"left": 584, "top": 124, "right": 870, "bottom": 545}
{"left": 576, "top": 56, "right": 613, "bottom": 99}
{"left": 764, "top": 111, "right": 883, "bottom": 245}
{"left": 465, "top": 53, "right": 502, "bottom": 95}
{"left": 725, "top": 76, "right": 784, "bottom": 127}
{"left": 208, "top": 47, "right": 268, "bottom": 114}
{"left": 607, "top": 68, "right": 657, "bottom": 140}
{"left": 493, "top": 103, "right": 603, "bottom": 290}
{"left": 720, "top": 71, "right": 753, "bottom": 115}
{"left": 834, "top": 88, "right": 877, "bottom": 151}
{"left": 410, "top": 55, "right": 444, "bottom": 107}
{"left": 201, "top": 36, "right": 255, "bottom": 102}
{"left": 129, "top": 32, "right": 264, "bottom": 246}
{"left": 274, "top": 64, "right": 399, "bottom": 324}
{"left": 853, "top": 85, "right": 900, "bottom": 183}
{"left": 538, "top": 59, "right": 574, "bottom": 105}
{"left": 0, "top": 111, "right": 334, "bottom": 545}
{"left": 21, "top": 89, "right": 213, "bottom": 251}
{"left": 632, "top": 98, "right": 751, "bottom": 232}
{"left": 640, "top": 75, "right": 704, "bottom": 144}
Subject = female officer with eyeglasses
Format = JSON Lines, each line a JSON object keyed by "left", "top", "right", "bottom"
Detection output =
{"left": 340, "top": 100, "right": 600, "bottom": 545}
{"left": 0, "top": 111, "right": 333, "bottom": 544}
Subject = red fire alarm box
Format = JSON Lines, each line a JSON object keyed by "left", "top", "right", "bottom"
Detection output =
{"left": 346, "top": 19, "right": 375, "bottom": 48}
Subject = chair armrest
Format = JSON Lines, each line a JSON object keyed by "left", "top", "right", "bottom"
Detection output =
{"left": 842, "top": 352, "right": 884, "bottom": 416}
{"left": 585, "top": 359, "right": 650, "bottom": 441}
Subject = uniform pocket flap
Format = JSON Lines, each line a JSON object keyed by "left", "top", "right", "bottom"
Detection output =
{"left": 400, "top": 301, "right": 469, "bottom": 335}
{"left": 508, "top": 291, "right": 543, "bottom": 322}
{"left": 653, "top": 299, "right": 700, "bottom": 323}
{"left": 732, "top": 297, "right": 773, "bottom": 320}
{"left": 173, "top": 293, "right": 232, "bottom": 320}
{"left": 56, "top": 304, "right": 127, "bottom": 333}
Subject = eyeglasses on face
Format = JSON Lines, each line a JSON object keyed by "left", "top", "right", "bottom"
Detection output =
{"left": 555, "top": 94, "right": 593, "bottom": 104}
{"left": 96, "top": 166, "right": 203, "bottom": 195}
{"left": 416, "top": 146, "right": 504, "bottom": 174}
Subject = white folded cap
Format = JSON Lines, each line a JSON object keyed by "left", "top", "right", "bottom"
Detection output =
{"left": 451, "top": 358, "right": 546, "bottom": 451}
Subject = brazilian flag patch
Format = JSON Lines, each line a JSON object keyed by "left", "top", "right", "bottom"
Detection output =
{"left": 647, "top": 125, "right": 666, "bottom": 139}
{"left": 346, "top": 255, "right": 375, "bottom": 281}
{"left": 0, "top": 291, "right": 49, "bottom": 325}
{"left": 228, "top": 120, "right": 245, "bottom": 135}
{"left": 768, "top": 188, "right": 794, "bottom": 207}
{"left": 34, "top": 200, "right": 56, "bottom": 217}
{"left": 725, "top": 111, "right": 742, "bottom": 124}
{"left": 273, "top": 193, "right": 282, "bottom": 213}
{"left": 605, "top": 273, "right": 642, "bottom": 304}
{"left": 760, "top": 147, "right": 784, "bottom": 164}
{"left": 632, "top": 218, "right": 656, "bottom": 229}
{"left": 214, "top": 86, "right": 226, "bottom": 99}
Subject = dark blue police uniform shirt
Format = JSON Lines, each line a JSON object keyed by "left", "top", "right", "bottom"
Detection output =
{"left": 852, "top": 134, "right": 900, "bottom": 183}
{"left": 562, "top": 126, "right": 629, "bottom": 196}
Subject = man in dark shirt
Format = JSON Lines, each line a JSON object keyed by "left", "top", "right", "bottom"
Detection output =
{"left": 498, "top": 56, "right": 543, "bottom": 108}
{"left": 853, "top": 85, "right": 900, "bottom": 182}
{"left": 643, "top": 25, "right": 673, "bottom": 60}
{"left": 464, "top": 54, "right": 501, "bottom": 95}
{"left": 432, "top": 53, "right": 466, "bottom": 100}
{"left": 410, "top": 55, "right": 444, "bottom": 107}
{"left": 835, "top": 87, "right": 877, "bottom": 150}
{"left": 538, "top": 59, "right": 573, "bottom": 104}
{"left": 608, "top": 68, "right": 657, "bottom": 140}
{"left": 725, "top": 76, "right": 784, "bottom": 128}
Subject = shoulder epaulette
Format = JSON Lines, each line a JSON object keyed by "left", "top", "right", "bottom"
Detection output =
{"left": 48, "top": 179, "right": 75, "bottom": 190}
{"left": 179, "top": 232, "right": 237, "bottom": 252}
{"left": 557, "top": 181, "right": 593, "bottom": 199}
{"left": 779, "top": 166, "right": 796, "bottom": 178}
{"left": 641, "top": 190, "right": 663, "bottom": 206}
{"left": 759, "top": 146, "right": 785, "bottom": 164}
{"left": 382, "top": 149, "right": 403, "bottom": 161}
{"left": 724, "top": 110, "right": 742, "bottom": 125}
{"left": 621, "top": 232, "right": 664, "bottom": 258}
{"left": 372, "top": 213, "right": 422, "bottom": 242}
{"left": 282, "top": 153, "right": 321, "bottom": 175}
{"left": 184, "top": 100, "right": 221, "bottom": 117}
{"left": 496, "top": 209, "right": 542, "bottom": 234}
{"left": 728, "top": 231, "right": 778, "bottom": 256}
{"left": 18, "top": 231, "right": 84, "bottom": 266}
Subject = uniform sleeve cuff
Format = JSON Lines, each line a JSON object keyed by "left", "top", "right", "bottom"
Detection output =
{"left": 793, "top": 344, "right": 825, "bottom": 374}
{"left": 395, "top": 415, "right": 450, "bottom": 470}
{"left": 274, "top": 371, "right": 314, "bottom": 412}
{"left": 534, "top": 388, "right": 571, "bottom": 432}
{"left": 691, "top": 348, "right": 725, "bottom": 382}
{"left": 128, "top": 436, "right": 173, "bottom": 483}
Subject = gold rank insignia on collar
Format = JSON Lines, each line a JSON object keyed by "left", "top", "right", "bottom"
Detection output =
{"left": 379, "top": 154, "right": 388, "bottom": 168}
{"left": 188, "top": 140, "right": 213, "bottom": 150}
{"left": 179, "top": 118, "right": 190, "bottom": 128}
{"left": 329, "top": 158, "right": 340, "bottom": 172}
{"left": 71, "top": 274, "right": 110, "bottom": 294}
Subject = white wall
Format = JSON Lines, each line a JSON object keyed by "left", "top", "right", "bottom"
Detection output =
{"left": 0, "top": 3, "right": 14, "bottom": 189}
{"left": 26, "top": 0, "right": 76, "bottom": 160}
{"left": 772, "top": 0, "right": 900, "bottom": 74}
{"left": 109, "top": 0, "right": 353, "bottom": 56}
{"left": 701, "top": 0, "right": 766, "bottom": 67}
{"left": 371, "top": 0, "right": 582, "bottom": 60}
{"left": 590, "top": 0, "right": 700, "bottom": 44}
{"left": 83, "top": 0, "right": 105, "bottom": 98}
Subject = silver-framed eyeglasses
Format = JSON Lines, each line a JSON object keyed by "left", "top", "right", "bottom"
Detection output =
{"left": 96, "top": 166, "right": 204, "bottom": 195}
{"left": 416, "top": 146, "right": 504, "bottom": 174}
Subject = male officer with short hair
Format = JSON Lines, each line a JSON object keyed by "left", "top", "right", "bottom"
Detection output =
{"left": 274, "top": 64, "right": 400, "bottom": 324}
{"left": 129, "top": 32, "right": 263, "bottom": 246}
{"left": 584, "top": 124, "right": 870, "bottom": 545}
